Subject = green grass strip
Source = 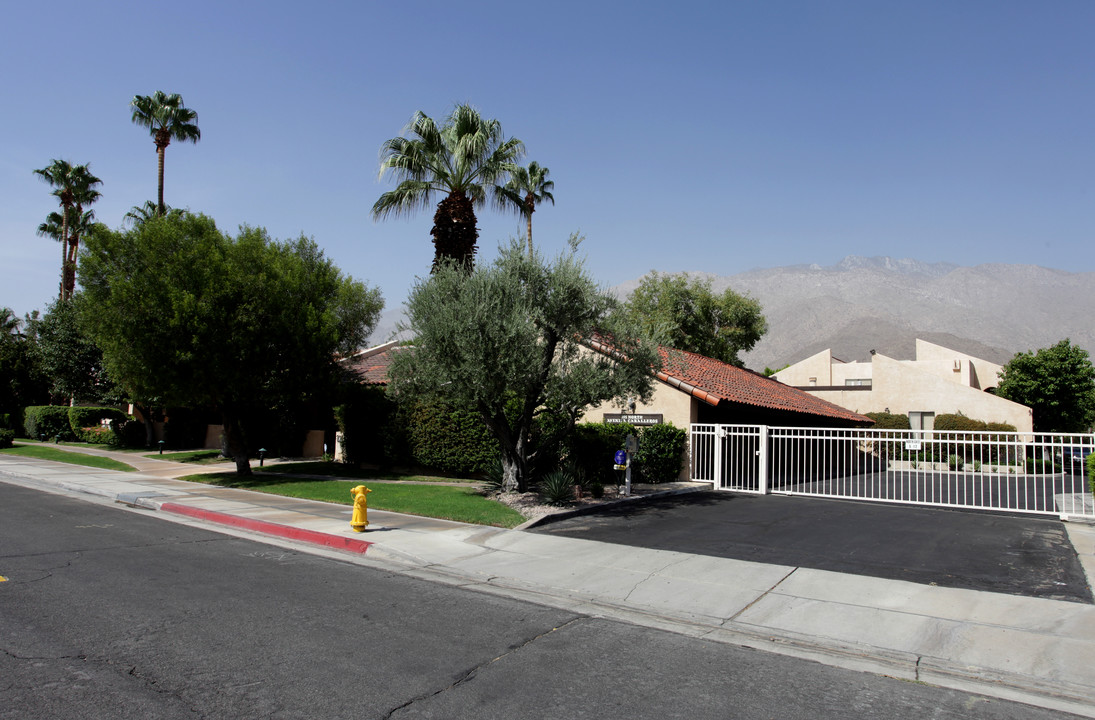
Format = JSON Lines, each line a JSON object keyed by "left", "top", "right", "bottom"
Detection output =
{"left": 258, "top": 461, "right": 474, "bottom": 484}
{"left": 0, "top": 444, "right": 137, "bottom": 472}
{"left": 181, "top": 472, "right": 524, "bottom": 528}
{"left": 143, "top": 450, "right": 230, "bottom": 464}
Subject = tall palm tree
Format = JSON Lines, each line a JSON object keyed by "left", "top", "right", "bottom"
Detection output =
{"left": 33, "top": 160, "right": 102, "bottom": 300}
{"left": 373, "top": 104, "right": 524, "bottom": 271}
{"left": 494, "top": 161, "right": 554, "bottom": 255}
{"left": 130, "top": 91, "right": 200, "bottom": 216}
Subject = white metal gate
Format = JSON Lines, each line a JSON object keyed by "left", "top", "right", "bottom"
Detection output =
{"left": 691, "top": 424, "right": 1095, "bottom": 519}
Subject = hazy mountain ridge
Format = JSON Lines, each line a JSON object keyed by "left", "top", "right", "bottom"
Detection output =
{"left": 614, "top": 256, "right": 1095, "bottom": 371}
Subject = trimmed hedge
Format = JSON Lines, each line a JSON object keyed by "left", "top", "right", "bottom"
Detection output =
{"left": 563, "top": 421, "right": 688, "bottom": 484}
{"left": 634, "top": 423, "right": 688, "bottom": 483}
{"left": 24, "top": 406, "right": 74, "bottom": 441}
{"left": 866, "top": 412, "right": 910, "bottom": 430}
{"left": 403, "top": 400, "right": 499, "bottom": 475}
{"left": 0, "top": 428, "right": 14, "bottom": 449}
{"left": 22, "top": 405, "right": 137, "bottom": 447}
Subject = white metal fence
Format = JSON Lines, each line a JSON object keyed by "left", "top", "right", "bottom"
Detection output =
{"left": 690, "top": 424, "right": 1095, "bottom": 519}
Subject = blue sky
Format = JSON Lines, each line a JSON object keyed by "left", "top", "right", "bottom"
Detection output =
{"left": 3, "top": 1, "right": 1093, "bottom": 330}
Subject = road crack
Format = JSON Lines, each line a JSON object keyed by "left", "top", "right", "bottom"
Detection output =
{"left": 382, "top": 617, "right": 585, "bottom": 718}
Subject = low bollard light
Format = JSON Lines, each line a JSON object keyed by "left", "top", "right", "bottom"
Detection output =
{"left": 158, "top": 440, "right": 164, "bottom": 455}
{"left": 258, "top": 448, "right": 266, "bottom": 467}
{"left": 350, "top": 485, "right": 372, "bottom": 532}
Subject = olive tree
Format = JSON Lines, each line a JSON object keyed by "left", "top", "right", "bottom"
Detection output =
{"left": 389, "top": 236, "right": 661, "bottom": 492}
{"left": 79, "top": 213, "right": 383, "bottom": 473}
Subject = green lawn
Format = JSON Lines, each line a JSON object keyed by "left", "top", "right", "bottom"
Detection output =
{"left": 181, "top": 472, "right": 523, "bottom": 528}
{"left": 144, "top": 449, "right": 230, "bottom": 464}
{"left": 258, "top": 461, "right": 475, "bottom": 484}
{"left": 0, "top": 444, "right": 137, "bottom": 472}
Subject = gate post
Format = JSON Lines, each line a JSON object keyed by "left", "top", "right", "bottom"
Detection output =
{"left": 758, "top": 425, "right": 769, "bottom": 494}
{"left": 714, "top": 425, "right": 725, "bottom": 488}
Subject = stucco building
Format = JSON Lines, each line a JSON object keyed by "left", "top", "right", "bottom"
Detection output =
{"left": 771, "top": 339, "right": 1032, "bottom": 432}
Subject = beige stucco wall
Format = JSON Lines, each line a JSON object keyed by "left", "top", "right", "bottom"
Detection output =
{"left": 773, "top": 348, "right": 839, "bottom": 386}
{"left": 772, "top": 340, "right": 1030, "bottom": 432}
{"left": 583, "top": 377, "right": 696, "bottom": 430}
{"left": 805, "top": 353, "right": 1032, "bottom": 431}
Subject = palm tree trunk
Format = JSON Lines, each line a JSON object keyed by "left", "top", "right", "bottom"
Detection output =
{"left": 60, "top": 205, "right": 70, "bottom": 301}
{"left": 157, "top": 146, "right": 166, "bottom": 216}
{"left": 527, "top": 215, "right": 533, "bottom": 256}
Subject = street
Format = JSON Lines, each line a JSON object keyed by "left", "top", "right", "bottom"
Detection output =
{"left": 0, "top": 482, "right": 1081, "bottom": 719}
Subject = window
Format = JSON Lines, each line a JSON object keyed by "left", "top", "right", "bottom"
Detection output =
{"left": 844, "top": 379, "right": 871, "bottom": 387}
{"left": 908, "top": 411, "right": 935, "bottom": 431}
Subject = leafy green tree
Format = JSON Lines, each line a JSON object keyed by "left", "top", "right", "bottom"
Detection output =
{"left": 0, "top": 308, "right": 48, "bottom": 427}
{"left": 33, "top": 299, "right": 119, "bottom": 406}
{"left": 130, "top": 91, "right": 201, "bottom": 216}
{"left": 33, "top": 159, "right": 102, "bottom": 300}
{"left": 373, "top": 104, "right": 525, "bottom": 271}
{"left": 619, "top": 271, "right": 767, "bottom": 367}
{"left": 389, "top": 236, "right": 660, "bottom": 492}
{"left": 79, "top": 213, "right": 383, "bottom": 474}
{"left": 493, "top": 161, "right": 554, "bottom": 255}
{"left": 996, "top": 339, "right": 1095, "bottom": 432}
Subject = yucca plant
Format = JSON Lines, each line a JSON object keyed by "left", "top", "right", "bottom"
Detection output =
{"left": 481, "top": 458, "right": 506, "bottom": 493}
{"left": 537, "top": 469, "right": 576, "bottom": 506}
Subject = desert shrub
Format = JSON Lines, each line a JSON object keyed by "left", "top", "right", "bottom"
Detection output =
{"left": 634, "top": 422, "right": 687, "bottom": 483}
{"left": 537, "top": 468, "right": 576, "bottom": 506}
{"left": 866, "top": 412, "right": 910, "bottom": 430}
{"left": 0, "top": 428, "right": 14, "bottom": 449}
{"left": 23, "top": 406, "right": 75, "bottom": 441}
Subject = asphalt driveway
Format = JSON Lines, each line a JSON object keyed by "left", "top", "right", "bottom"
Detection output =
{"left": 532, "top": 491, "right": 1093, "bottom": 604}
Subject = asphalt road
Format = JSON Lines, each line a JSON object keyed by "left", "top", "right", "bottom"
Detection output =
{"left": 533, "top": 491, "right": 1093, "bottom": 603}
{"left": 0, "top": 482, "right": 1081, "bottom": 719}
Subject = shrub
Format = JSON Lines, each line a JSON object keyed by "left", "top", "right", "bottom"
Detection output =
{"left": 563, "top": 422, "right": 636, "bottom": 485}
{"left": 866, "top": 412, "right": 910, "bottom": 430}
{"left": 68, "top": 406, "right": 130, "bottom": 444}
{"left": 634, "top": 422, "right": 687, "bottom": 483}
{"left": 537, "top": 468, "right": 576, "bottom": 506}
{"left": 402, "top": 399, "right": 499, "bottom": 476}
{"left": 24, "top": 406, "right": 75, "bottom": 441}
{"left": 0, "top": 428, "right": 14, "bottom": 449}
{"left": 1087, "top": 452, "right": 1095, "bottom": 497}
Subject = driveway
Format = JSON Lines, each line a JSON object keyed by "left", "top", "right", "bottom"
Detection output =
{"left": 532, "top": 491, "right": 1093, "bottom": 604}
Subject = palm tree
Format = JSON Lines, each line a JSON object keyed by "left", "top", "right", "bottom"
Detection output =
{"left": 494, "top": 161, "right": 554, "bottom": 255}
{"left": 123, "top": 200, "right": 184, "bottom": 228}
{"left": 373, "top": 104, "right": 524, "bottom": 271}
{"left": 33, "top": 160, "right": 102, "bottom": 300}
{"left": 130, "top": 91, "right": 200, "bottom": 216}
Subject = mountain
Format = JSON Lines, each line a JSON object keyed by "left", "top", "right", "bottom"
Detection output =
{"left": 613, "top": 256, "right": 1095, "bottom": 372}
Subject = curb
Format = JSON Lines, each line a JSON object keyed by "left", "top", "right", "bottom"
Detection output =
{"left": 159, "top": 502, "right": 374, "bottom": 554}
{"left": 517, "top": 484, "right": 712, "bottom": 530}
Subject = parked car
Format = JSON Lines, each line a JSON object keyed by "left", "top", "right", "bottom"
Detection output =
{"left": 1060, "top": 446, "right": 1093, "bottom": 472}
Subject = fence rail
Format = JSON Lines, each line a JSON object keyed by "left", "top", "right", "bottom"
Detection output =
{"left": 690, "top": 424, "right": 1095, "bottom": 519}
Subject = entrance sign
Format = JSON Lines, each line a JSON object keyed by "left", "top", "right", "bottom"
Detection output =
{"left": 603, "top": 413, "right": 663, "bottom": 426}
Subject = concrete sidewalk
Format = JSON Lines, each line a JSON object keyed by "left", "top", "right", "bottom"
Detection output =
{"left": 2, "top": 449, "right": 1094, "bottom": 717}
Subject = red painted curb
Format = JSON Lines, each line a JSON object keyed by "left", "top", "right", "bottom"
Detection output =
{"left": 160, "top": 502, "right": 373, "bottom": 554}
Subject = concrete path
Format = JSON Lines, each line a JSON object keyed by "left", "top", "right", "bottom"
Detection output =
{"left": 2, "top": 447, "right": 1094, "bottom": 718}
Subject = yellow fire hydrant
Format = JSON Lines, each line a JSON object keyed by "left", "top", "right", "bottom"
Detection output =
{"left": 350, "top": 485, "right": 372, "bottom": 532}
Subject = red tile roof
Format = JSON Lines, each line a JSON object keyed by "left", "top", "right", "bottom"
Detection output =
{"left": 341, "top": 341, "right": 402, "bottom": 385}
{"left": 347, "top": 338, "right": 871, "bottom": 425}
{"left": 654, "top": 346, "right": 871, "bottom": 423}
